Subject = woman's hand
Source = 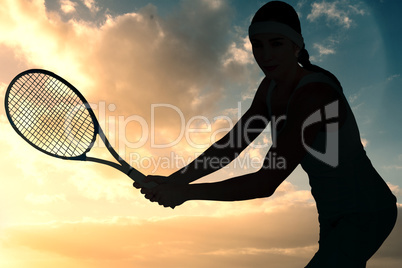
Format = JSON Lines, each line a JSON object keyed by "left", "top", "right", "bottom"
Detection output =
{"left": 149, "top": 182, "right": 189, "bottom": 209}
{"left": 133, "top": 175, "right": 169, "bottom": 190}
{"left": 134, "top": 175, "right": 189, "bottom": 209}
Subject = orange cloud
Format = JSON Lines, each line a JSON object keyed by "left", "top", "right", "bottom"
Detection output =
{"left": 0, "top": 0, "right": 264, "bottom": 176}
{"left": 0, "top": 205, "right": 318, "bottom": 267}
{"left": 2, "top": 206, "right": 401, "bottom": 268}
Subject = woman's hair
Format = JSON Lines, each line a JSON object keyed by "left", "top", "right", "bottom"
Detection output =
{"left": 251, "top": 1, "right": 342, "bottom": 88}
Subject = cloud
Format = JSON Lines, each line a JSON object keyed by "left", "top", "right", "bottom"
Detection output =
{"left": 82, "top": 0, "right": 100, "bottom": 14}
{"left": 348, "top": 92, "right": 360, "bottom": 104}
{"left": 201, "top": 245, "right": 317, "bottom": 258}
{"left": 60, "top": 0, "right": 77, "bottom": 14}
{"left": 307, "top": 0, "right": 367, "bottom": 29}
{"left": 2, "top": 206, "right": 401, "bottom": 268}
{"left": 383, "top": 165, "right": 402, "bottom": 171}
{"left": 310, "top": 42, "right": 336, "bottom": 62}
{"left": 86, "top": 1, "right": 236, "bottom": 115}
{"left": 0, "top": 204, "right": 320, "bottom": 267}
{"left": 25, "top": 193, "right": 67, "bottom": 205}
{"left": 387, "top": 183, "right": 401, "bottom": 197}
{"left": 0, "top": 0, "right": 241, "bottom": 118}
{"left": 67, "top": 164, "right": 138, "bottom": 202}
{"left": 313, "top": 43, "right": 335, "bottom": 56}
{"left": 223, "top": 37, "right": 254, "bottom": 69}
{"left": 0, "top": 0, "right": 263, "bottom": 176}
{"left": 361, "top": 138, "right": 369, "bottom": 148}
{"left": 83, "top": 1, "right": 261, "bottom": 173}
{"left": 387, "top": 74, "right": 401, "bottom": 81}
{"left": 202, "top": 0, "right": 225, "bottom": 10}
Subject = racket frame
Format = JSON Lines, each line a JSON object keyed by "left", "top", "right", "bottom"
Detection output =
{"left": 5, "top": 69, "right": 145, "bottom": 182}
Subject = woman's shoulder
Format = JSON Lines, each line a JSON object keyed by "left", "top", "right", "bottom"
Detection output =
{"left": 297, "top": 71, "right": 342, "bottom": 92}
{"left": 289, "top": 71, "right": 344, "bottom": 105}
{"left": 293, "top": 76, "right": 340, "bottom": 104}
{"left": 290, "top": 71, "right": 348, "bottom": 126}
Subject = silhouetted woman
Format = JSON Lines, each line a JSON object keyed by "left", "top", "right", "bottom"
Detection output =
{"left": 135, "top": 1, "right": 397, "bottom": 267}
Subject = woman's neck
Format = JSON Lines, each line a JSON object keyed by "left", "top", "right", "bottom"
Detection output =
{"left": 273, "top": 65, "right": 311, "bottom": 98}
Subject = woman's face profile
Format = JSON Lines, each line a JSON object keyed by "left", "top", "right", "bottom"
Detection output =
{"left": 250, "top": 33, "right": 300, "bottom": 79}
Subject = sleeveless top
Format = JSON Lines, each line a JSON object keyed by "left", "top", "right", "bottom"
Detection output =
{"left": 266, "top": 72, "right": 397, "bottom": 221}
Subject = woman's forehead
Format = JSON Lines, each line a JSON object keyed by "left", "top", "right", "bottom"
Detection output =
{"left": 250, "top": 33, "right": 288, "bottom": 41}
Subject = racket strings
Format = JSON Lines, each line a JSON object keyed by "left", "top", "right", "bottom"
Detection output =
{"left": 7, "top": 73, "right": 95, "bottom": 157}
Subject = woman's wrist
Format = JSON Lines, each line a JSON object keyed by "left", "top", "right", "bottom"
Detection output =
{"left": 168, "top": 170, "right": 188, "bottom": 184}
{"left": 182, "top": 184, "right": 193, "bottom": 202}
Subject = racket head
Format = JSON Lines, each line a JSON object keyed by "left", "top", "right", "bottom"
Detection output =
{"left": 5, "top": 69, "right": 98, "bottom": 160}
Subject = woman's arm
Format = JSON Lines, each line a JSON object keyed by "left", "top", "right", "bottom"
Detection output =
{"left": 149, "top": 146, "right": 298, "bottom": 207}
{"left": 146, "top": 81, "right": 346, "bottom": 208}
{"left": 149, "top": 171, "right": 273, "bottom": 208}
{"left": 167, "top": 77, "right": 272, "bottom": 184}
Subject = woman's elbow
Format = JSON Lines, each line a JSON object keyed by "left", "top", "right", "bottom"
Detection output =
{"left": 254, "top": 169, "right": 284, "bottom": 198}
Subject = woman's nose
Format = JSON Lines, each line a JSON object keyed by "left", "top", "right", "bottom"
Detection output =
{"left": 263, "top": 47, "right": 273, "bottom": 61}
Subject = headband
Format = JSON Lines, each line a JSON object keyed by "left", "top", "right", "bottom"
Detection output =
{"left": 248, "top": 21, "right": 304, "bottom": 48}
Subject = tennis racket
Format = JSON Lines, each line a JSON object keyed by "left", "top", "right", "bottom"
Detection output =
{"left": 5, "top": 69, "right": 156, "bottom": 188}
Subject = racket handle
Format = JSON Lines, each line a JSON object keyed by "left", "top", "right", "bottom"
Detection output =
{"left": 128, "top": 168, "right": 158, "bottom": 189}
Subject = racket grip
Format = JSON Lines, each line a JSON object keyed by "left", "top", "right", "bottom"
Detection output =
{"left": 128, "top": 168, "right": 158, "bottom": 189}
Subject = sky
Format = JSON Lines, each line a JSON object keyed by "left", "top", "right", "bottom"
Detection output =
{"left": 0, "top": 0, "right": 401, "bottom": 267}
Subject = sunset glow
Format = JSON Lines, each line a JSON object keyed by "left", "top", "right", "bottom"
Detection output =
{"left": 1, "top": 0, "right": 401, "bottom": 267}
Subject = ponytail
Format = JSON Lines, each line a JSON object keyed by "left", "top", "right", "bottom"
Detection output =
{"left": 298, "top": 47, "right": 342, "bottom": 89}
